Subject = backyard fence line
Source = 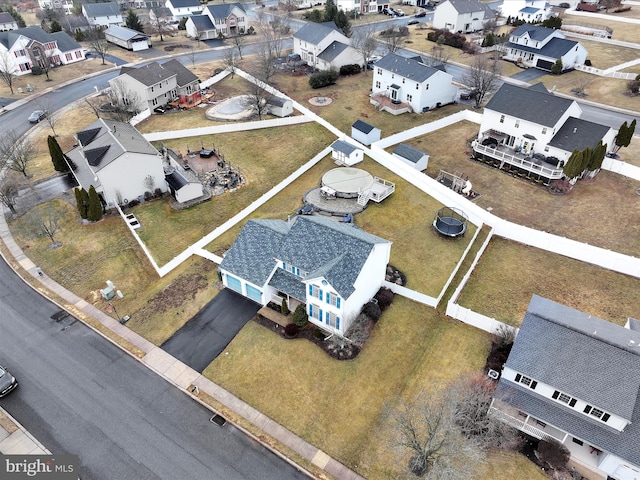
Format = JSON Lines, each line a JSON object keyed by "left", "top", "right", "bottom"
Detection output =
{"left": 383, "top": 281, "right": 438, "bottom": 307}
{"left": 115, "top": 203, "right": 163, "bottom": 276}
{"left": 131, "top": 108, "right": 151, "bottom": 127}
{"left": 574, "top": 64, "right": 637, "bottom": 79}
{"left": 448, "top": 228, "right": 495, "bottom": 306}
{"left": 200, "top": 69, "right": 231, "bottom": 90}
{"left": 445, "top": 302, "right": 509, "bottom": 335}
{"left": 602, "top": 157, "right": 640, "bottom": 180}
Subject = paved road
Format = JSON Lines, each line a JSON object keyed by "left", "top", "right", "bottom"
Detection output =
{"left": 0, "top": 259, "right": 307, "bottom": 480}
{"left": 162, "top": 289, "right": 260, "bottom": 373}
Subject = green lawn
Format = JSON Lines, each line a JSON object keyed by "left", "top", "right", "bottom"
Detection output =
{"left": 457, "top": 236, "right": 640, "bottom": 326}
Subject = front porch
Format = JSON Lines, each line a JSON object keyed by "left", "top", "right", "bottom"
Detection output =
{"left": 489, "top": 404, "right": 565, "bottom": 443}
{"left": 370, "top": 92, "right": 413, "bottom": 115}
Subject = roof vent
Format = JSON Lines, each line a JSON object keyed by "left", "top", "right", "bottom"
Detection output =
{"left": 573, "top": 127, "right": 577, "bottom": 133}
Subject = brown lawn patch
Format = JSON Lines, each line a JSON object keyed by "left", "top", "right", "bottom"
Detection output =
{"left": 561, "top": 13, "right": 640, "bottom": 41}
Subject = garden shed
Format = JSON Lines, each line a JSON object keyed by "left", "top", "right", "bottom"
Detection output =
{"left": 267, "top": 96, "right": 294, "bottom": 117}
{"left": 351, "top": 120, "right": 381, "bottom": 146}
{"left": 393, "top": 143, "right": 429, "bottom": 171}
{"left": 330, "top": 139, "right": 363, "bottom": 166}
{"left": 165, "top": 168, "right": 204, "bottom": 203}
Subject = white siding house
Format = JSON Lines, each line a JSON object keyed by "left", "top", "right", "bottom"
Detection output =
{"left": 432, "top": 0, "right": 495, "bottom": 33}
{"left": 0, "top": 12, "right": 18, "bottom": 31}
{"left": 165, "top": 0, "right": 202, "bottom": 20}
{"left": 371, "top": 53, "right": 457, "bottom": 113}
{"left": 500, "top": 0, "right": 551, "bottom": 22}
{"left": 491, "top": 295, "right": 640, "bottom": 480}
{"left": 82, "top": 2, "right": 123, "bottom": 28}
{"left": 293, "top": 21, "right": 363, "bottom": 71}
{"left": 503, "top": 25, "right": 588, "bottom": 71}
{"left": 219, "top": 216, "right": 391, "bottom": 336}
{"left": 65, "top": 119, "right": 167, "bottom": 206}
{"left": 185, "top": 3, "right": 247, "bottom": 40}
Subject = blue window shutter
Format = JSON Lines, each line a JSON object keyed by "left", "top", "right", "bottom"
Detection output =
{"left": 309, "top": 284, "right": 313, "bottom": 296}
{"left": 326, "top": 292, "right": 330, "bottom": 304}
{"left": 319, "top": 309, "right": 323, "bottom": 322}
{"left": 319, "top": 290, "right": 323, "bottom": 302}
{"left": 309, "top": 304, "right": 313, "bottom": 317}
{"left": 283, "top": 262, "right": 286, "bottom": 270}
{"left": 337, "top": 297, "right": 341, "bottom": 308}
{"left": 336, "top": 317, "right": 340, "bottom": 330}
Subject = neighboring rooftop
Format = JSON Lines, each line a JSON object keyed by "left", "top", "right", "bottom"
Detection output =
{"left": 375, "top": 53, "right": 442, "bottom": 83}
{"left": 83, "top": 2, "right": 120, "bottom": 17}
{"left": 393, "top": 144, "right": 427, "bottom": 164}
{"left": 105, "top": 25, "right": 150, "bottom": 41}
{"left": 293, "top": 21, "right": 342, "bottom": 44}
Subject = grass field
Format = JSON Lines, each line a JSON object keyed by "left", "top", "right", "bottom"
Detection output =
{"left": 562, "top": 12, "right": 640, "bottom": 41}
{"left": 457, "top": 236, "right": 640, "bottom": 326}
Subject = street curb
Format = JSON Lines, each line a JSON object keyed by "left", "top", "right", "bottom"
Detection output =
{"left": 0, "top": 407, "right": 51, "bottom": 454}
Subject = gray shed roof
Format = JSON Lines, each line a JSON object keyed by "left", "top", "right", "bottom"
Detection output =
{"left": 268, "top": 96, "right": 291, "bottom": 107}
{"left": 50, "top": 31, "right": 81, "bottom": 52}
{"left": 105, "top": 25, "right": 150, "bottom": 41}
{"left": 495, "top": 381, "right": 640, "bottom": 468}
{"left": 393, "top": 143, "right": 427, "bottom": 164}
{"left": 485, "top": 83, "right": 576, "bottom": 128}
{"left": 352, "top": 119, "right": 377, "bottom": 134}
{"left": 119, "top": 61, "right": 176, "bottom": 86}
{"left": 293, "top": 21, "right": 341, "bottom": 45}
{"left": 188, "top": 15, "right": 214, "bottom": 31}
{"left": 318, "top": 40, "right": 348, "bottom": 62}
{"left": 506, "top": 37, "right": 580, "bottom": 60}
{"left": 83, "top": 2, "right": 120, "bottom": 17}
{"left": 505, "top": 295, "right": 640, "bottom": 420}
{"left": 221, "top": 216, "right": 390, "bottom": 299}
{"left": 165, "top": 170, "right": 189, "bottom": 190}
{"left": 548, "top": 117, "right": 611, "bottom": 153}
{"left": 375, "top": 53, "right": 441, "bottom": 83}
{"left": 331, "top": 139, "right": 360, "bottom": 156}
{"left": 204, "top": 3, "right": 246, "bottom": 18}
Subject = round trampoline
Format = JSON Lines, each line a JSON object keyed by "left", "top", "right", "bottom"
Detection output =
{"left": 322, "top": 168, "right": 374, "bottom": 198}
{"left": 433, "top": 207, "right": 468, "bottom": 238}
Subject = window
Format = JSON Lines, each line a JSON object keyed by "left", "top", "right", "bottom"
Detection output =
{"left": 406, "top": 94, "right": 412, "bottom": 102}
{"left": 544, "top": 146, "right": 549, "bottom": 152}
{"left": 309, "top": 285, "right": 323, "bottom": 301}
{"left": 375, "top": 81, "right": 381, "bottom": 89}
{"left": 326, "top": 292, "right": 340, "bottom": 308}
{"left": 415, "top": 83, "right": 419, "bottom": 90}
{"left": 542, "top": 127, "right": 547, "bottom": 134}
{"left": 391, "top": 74, "right": 394, "bottom": 79}
{"left": 309, "top": 304, "right": 321, "bottom": 320}
{"left": 326, "top": 311, "right": 340, "bottom": 329}
{"left": 583, "top": 405, "right": 611, "bottom": 423}
{"left": 289, "top": 265, "right": 300, "bottom": 276}
{"left": 536, "top": 420, "right": 547, "bottom": 428}
{"left": 515, "top": 120, "right": 520, "bottom": 128}
{"left": 552, "top": 390, "right": 577, "bottom": 407}
{"left": 402, "top": 78, "right": 405, "bottom": 84}
{"left": 66, "top": 53, "right": 72, "bottom": 61}
{"left": 572, "top": 438, "right": 584, "bottom": 446}
{"left": 514, "top": 373, "right": 537, "bottom": 390}
{"left": 377, "top": 68, "right": 382, "bottom": 75}
{"left": 500, "top": 115, "right": 505, "bottom": 123}
{"left": 425, "top": 83, "right": 429, "bottom": 90}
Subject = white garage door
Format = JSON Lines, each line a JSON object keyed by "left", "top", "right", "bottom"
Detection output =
{"left": 132, "top": 40, "right": 149, "bottom": 51}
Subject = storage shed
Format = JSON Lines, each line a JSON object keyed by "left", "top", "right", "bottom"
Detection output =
{"left": 165, "top": 169, "right": 204, "bottom": 203}
{"left": 393, "top": 143, "right": 429, "bottom": 171}
{"left": 268, "top": 96, "right": 294, "bottom": 117}
{"left": 351, "top": 120, "right": 381, "bottom": 146}
{"left": 330, "top": 139, "right": 363, "bottom": 166}
{"left": 105, "top": 26, "right": 151, "bottom": 51}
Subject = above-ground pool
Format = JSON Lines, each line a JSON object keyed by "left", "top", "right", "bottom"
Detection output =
{"left": 205, "top": 95, "right": 255, "bottom": 121}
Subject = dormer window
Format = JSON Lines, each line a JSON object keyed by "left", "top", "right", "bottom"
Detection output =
{"left": 552, "top": 390, "right": 577, "bottom": 407}
{"left": 584, "top": 405, "right": 611, "bottom": 423}
{"left": 515, "top": 373, "right": 537, "bottom": 389}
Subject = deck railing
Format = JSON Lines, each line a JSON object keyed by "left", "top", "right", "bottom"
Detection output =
{"left": 472, "top": 142, "right": 564, "bottom": 179}
{"left": 489, "top": 407, "right": 560, "bottom": 443}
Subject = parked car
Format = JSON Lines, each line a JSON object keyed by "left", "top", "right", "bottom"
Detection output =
{"left": 393, "top": 8, "right": 405, "bottom": 16}
{"left": 558, "top": 2, "right": 570, "bottom": 7}
{"left": 407, "top": 20, "right": 420, "bottom": 25}
{"left": 415, "top": 10, "right": 427, "bottom": 17}
{"left": 28, "top": 110, "right": 47, "bottom": 123}
{"left": 459, "top": 89, "right": 478, "bottom": 100}
{"left": 0, "top": 365, "right": 18, "bottom": 397}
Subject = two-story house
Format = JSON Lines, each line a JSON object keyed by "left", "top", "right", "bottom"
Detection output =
{"left": 503, "top": 25, "right": 588, "bottom": 71}
{"left": 0, "top": 27, "right": 85, "bottom": 76}
{"left": 0, "top": 12, "right": 18, "bottom": 31}
{"left": 472, "top": 83, "right": 615, "bottom": 183}
{"left": 82, "top": 2, "right": 123, "bottom": 28}
{"left": 219, "top": 216, "right": 392, "bottom": 336}
{"left": 432, "top": 0, "right": 495, "bottom": 33}
{"left": 370, "top": 53, "right": 457, "bottom": 114}
{"left": 293, "top": 21, "right": 363, "bottom": 71}
{"left": 491, "top": 295, "right": 640, "bottom": 480}
{"left": 65, "top": 119, "right": 167, "bottom": 206}
{"left": 110, "top": 60, "right": 202, "bottom": 111}
{"left": 185, "top": 3, "right": 247, "bottom": 40}
{"left": 500, "top": 0, "right": 551, "bottom": 22}
{"left": 335, "top": 0, "right": 386, "bottom": 14}
{"left": 165, "top": 0, "right": 202, "bottom": 20}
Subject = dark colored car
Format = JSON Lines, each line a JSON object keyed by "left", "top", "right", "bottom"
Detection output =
{"left": 407, "top": 20, "right": 420, "bottom": 25}
{"left": 0, "top": 365, "right": 18, "bottom": 397}
{"left": 415, "top": 10, "right": 427, "bottom": 17}
{"left": 459, "top": 89, "right": 478, "bottom": 100}
{"left": 28, "top": 110, "right": 47, "bottom": 123}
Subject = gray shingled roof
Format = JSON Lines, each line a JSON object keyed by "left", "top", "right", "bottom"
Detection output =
{"left": 268, "top": 269, "right": 307, "bottom": 301}
{"left": 105, "top": 25, "right": 150, "bottom": 41}
{"left": 162, "top": 59, "right": 198, "bottom": 87}
{"left": 505, "top": 295, "right": 640, "bottom": 420}
{"left": 331, "top": 139, "right": 360, "bottom": 156}
{"left": 0, "top": 12, "right": 15, "bottom": 24}
{"left": 221, "top": 216, "right": 390, "bottom": 299}
{"left": 0, "top": 26, "right": 54, "bottom": 49}
{"left": 188, "top": 15, "right": 214, "bottom": 31}
{"left": 119, "top": 61, "right": 175, "bottom": 87}
{"left": 548, "top": 117, "right": 611, "bottom": 153}
{"left": 50, "top": 31, "right": 81, "bottom": 52}
{"left": 167, "top": 0, "right": 201, "bottom": 8}
{"left": 293, "top": 21, "right": 341, "bottom": 44}
{"left": 511, "top": 24, "right": 556, "bottom": 42}
{"left": 205, "top": 3, "right": 245, "bottom": 18}
{"left": 505, "top": 37, "right": 580, "bottom": 60}
{"left": 393, "top": 143, "right": 427, "bottom": 164}
{"left": 352, "top": 119, "right": 377, "bottom": 134}
{"left": 83, "top": 2, "right": 120, "bottom": 17}
{"left": 485, "top": 83, "right": 576, "bottom": 128}
{"left": 268, "top": 96, "right": 290, "bottom": 107}
{"left": 494, "top": 381, "right": 640, "bottom": 468}
{"left": 445, "top": 0, "right": 495, "bottom": 17}
{"left": 375, "top": 53, "right": 440, "bottom": 83}
{"left": 220, "top": 220, "right": 290, "bottom": 287}
{"left": 317, "top": 40, "right": 348, "bottom": 62}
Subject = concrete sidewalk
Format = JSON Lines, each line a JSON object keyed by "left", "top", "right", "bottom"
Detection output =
{"left": 0, "top": 408, "right": 49, "bottom": 455}
{"left": 0, "top": 214, "right": 363, "bottom": 480}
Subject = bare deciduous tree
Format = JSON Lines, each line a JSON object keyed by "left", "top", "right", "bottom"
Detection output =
{"left": 0, "top": 49, "right": 17, "bottom": 94}
{"left": 83, "top": 96, "right": 102, "bottom": 119}
{"left": 389, "top": 389, "right": 484, "bottom": 479}
{"left": 147, "top": 6, "right": 172, "bottom": 42}
{"left": 243, "top": 77, "right": 270, "bottom": 120}
{"left": 223, "top": 47, "right": 238, "bottom": 78}
{"left": 0, "top": 174, "right": 26, "bottom": 215}
{"left": 106, "top": 78, "right": 144, "bottom": 121}
{"left": 254, "top": 40, "right": 278, "bottom": 85}
{"left": 256, "top": 10, "right": 287, "bottom": 64}
{"left": 571, "top": 77, "right": 591, "bottom": 98}
{"left": 186, "top": 44, "right": 198, "bottom": 67}
{"left": 351, "top": 27, "right": 377, "bottom": 74}
{"left": 380, "top": 24, "right": 406, "bottom": 55}
{"left": 231, "top": 34, "right": 246, "bottom": 59}
{"left": 25, "top": 202, "right": 66, "bottom": 246}
{"left": 463, "top": 54, "right": 502, "bottom": 108}
{"left": 423, "top": 44, "right": 451, "bottom": 68}
{"left": 0, "top": 129, "right": 37, "bottom": 177}
{"left": 143, "top": 174, "right": 155, "bottom": 192}
{"left": 86, "top": 28, "right": 110, "bottom": 65}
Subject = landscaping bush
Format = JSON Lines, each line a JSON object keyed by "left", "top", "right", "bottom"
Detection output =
{"left": 361, "top": 301, "right": 382, "bottom": 322}
{"left": 426, "top": 29, "right": 467, "bottom": 49}
{"left": 284, "top": 323, "right": 298, "bottom": 337}
{"left": 536, "top": 440, "right": 570, "bottom": 470}
{"left": 292, "top": 304, "right": 309, "bottom": 327}
{"left": 313, "top": 328, "right": 325, "bottom": 339}
{"left": 309, "top": 69, "right": 339, "bottom": 89}
{"left": 551, "top": 59, "right": 563, "bottom": 75}
{"left": 281, "top": 298, "right": 290, "bottom": 316}
{"left": 374, "top": 287, "right": 394, "bottom": 311}
{"left": 339, "top": 64, "right": 361, "bottom": 76}
{"left": 345, "top": 313, "right": 372, "bottom": 347}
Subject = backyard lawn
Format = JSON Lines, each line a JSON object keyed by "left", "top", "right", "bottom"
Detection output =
{"left": 457, "top": 236, "right": 640, "bottom": 326}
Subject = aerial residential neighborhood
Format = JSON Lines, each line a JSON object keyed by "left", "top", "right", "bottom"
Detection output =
{"left": 0, "top": 0, "right": 639, "bottom": 479}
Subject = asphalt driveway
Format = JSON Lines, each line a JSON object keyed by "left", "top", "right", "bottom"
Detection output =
{"left": 161, "top": 288, "right": 260, "bottom": 373}
{"left": 511, "top": 67, "right": 549, "bottom": 83}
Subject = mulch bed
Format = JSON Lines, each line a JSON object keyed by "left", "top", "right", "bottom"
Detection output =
{"left": 252, "top": 314, "right": 361, "bottom": 361}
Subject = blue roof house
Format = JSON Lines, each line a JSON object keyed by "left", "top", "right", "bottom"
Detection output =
{"left": 491, "top": 295, "right": 640, "bottom": 480}
{"left": 219, "top": 216, "right": 392, "bottom": 336}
